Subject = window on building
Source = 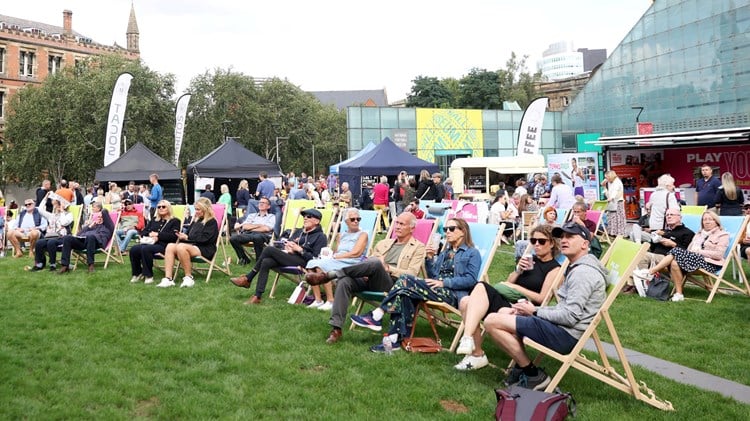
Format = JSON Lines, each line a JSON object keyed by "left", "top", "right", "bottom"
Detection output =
{"left": 0, "top": 91, "right": 5, "bottom": 119}
{"left": 562, "top": 96, "right": 570, "bottom": 106}
{"left": 48, "top": 55, "right": 62, "bottom": 74}
{"left": 0, "top": 46, "right": 5, "bottom": 73}
{"left": 19, "top": 50, "right": 35, "bottom": 77}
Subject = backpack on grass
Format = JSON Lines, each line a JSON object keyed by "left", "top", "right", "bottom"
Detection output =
{"left": 495, "top": 385, "right": 575, "bottom": 421}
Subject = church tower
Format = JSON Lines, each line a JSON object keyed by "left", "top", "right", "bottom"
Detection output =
{"left": 126, "top": 2, "right": 140, "bottom": 53}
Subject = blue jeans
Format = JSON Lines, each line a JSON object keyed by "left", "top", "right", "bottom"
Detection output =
{"left": 117, "top": 229, "right": 139, "bottom": 252}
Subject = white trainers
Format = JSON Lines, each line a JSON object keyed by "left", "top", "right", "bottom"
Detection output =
{"left": 318, "top": 301, "right": 333, "bottom": 311}
{"left": 307, "top": 300, "right": 324, "bottom": 309}
{"left": 671, "top": 292, "right": 684, "bottom": 302}
{"left": 180, "top": 276, "right": 195, "bottom": 288}
{"left": 144, "top": 277, "right": 154, "bottom": 285}
{"left": 156, "top": 278, "right": 175, "bottom": 288}
{"left": 130, "top": 275, "right": 143, "bottom": 284}
{"left": 454, "top": 354, "right": 489, "bottom": 371}
{"left": 456, "top": 336, "right": 475, "bottom": 355}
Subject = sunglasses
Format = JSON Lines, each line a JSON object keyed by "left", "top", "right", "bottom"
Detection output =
{"left": 529, "top": 238, "right": 549, "bottom": 245}
{"left": 445, "top": 226, "right": 461, "bottom": 232}
{"left": 348, "top": 217, "right": 362, "bottom": 222}
{"left": 303, "top": 215, "right": 316, "bottom": 219}
{"left": 25, "top": 203, "right": 34, "bottom": 207}
{"left": 157, "top": 205, "right": 168, "bottom": 209}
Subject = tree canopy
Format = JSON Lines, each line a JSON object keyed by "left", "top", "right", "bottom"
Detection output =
{"left": 405, "top": 52, "right": 542, "bottom": 110}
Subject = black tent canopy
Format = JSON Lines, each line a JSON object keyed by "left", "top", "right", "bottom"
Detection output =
{"left": 95, "top": 142, "right": 181, "bottom": 181}
{"left": 338, "top": 137, "right": 438, "bottom": 197}
{"left": 187, "top": 139, "right": 282, "bottom": 178}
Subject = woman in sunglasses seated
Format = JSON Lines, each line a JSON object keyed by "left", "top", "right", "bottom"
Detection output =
{"left": 304, "top": 208, "right": 369, "bottom": 311}
{"left": 350, "top": 217, "right": 481, "bottom": 353}
{"left": 128, "top": 200, "right": 181, "bottom": 285}
{"left": 453, "top": 224, "right": 561, "bottom": 371}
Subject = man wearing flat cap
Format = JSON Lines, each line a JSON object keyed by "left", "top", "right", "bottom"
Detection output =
{"left": 483, "top": 221, "right": 608, "bottom": 391}
{"left": 230, "top": 208, "right": 327, "bottom": 305}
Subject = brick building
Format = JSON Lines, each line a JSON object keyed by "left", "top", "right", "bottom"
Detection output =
{"left": 0, "top": 6, "right": 140, "bottom": 138}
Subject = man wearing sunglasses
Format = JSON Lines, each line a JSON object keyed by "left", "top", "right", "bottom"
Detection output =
{"left": 229, "top": 198, "right": 276, "bottom": 265}
{"left": 8, "top": 199, "right": 48, "bottom": 258}
{"left": 484, "top": 222, "right": 607, "bottom": 390}
{"left": 305, "top": 212, "right": 426, "bottom": 344}
{"left": 629, "top": 209, "right": 694, "bottom": 296}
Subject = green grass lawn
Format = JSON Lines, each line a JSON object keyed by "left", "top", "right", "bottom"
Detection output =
{"left": 1, "top": 243, "right": 749, "bottom": 419}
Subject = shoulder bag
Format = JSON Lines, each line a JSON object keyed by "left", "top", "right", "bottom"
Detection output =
{"left": 402, "top": 302, "right": 442, "bottom": 353}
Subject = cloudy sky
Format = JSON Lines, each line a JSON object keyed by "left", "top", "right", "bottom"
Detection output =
{"left": 4, "top": 0, "right": 653, "bottom": 101}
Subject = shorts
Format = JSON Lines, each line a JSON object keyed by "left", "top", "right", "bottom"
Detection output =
{"left": 483, "top": 283, "right": 512, "bottom": 318}
{"left": 515, "top": 316, "right": 578, "bottom": 355}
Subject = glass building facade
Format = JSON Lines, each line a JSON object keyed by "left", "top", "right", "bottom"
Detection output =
{"left": 347, "top": 107, "right": 563, "bottom": 173}
{"left": 563, "top": 0, "right": 750, "bottom": 137}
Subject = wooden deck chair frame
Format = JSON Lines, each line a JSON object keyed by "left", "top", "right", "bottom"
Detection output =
{"left": 268, "top": 208, "right": 339, "bottom": 298}
{"left": 519, "top": 212, "right": 538, "bottom": 241}
{"left": 73, "top": 211, "right": 122, "bottom": 269}
{"left": 348, "top": 219, "right": 439, "bottom": 330}
{"left": 420, "top": 223, "right": 504, "bottom": 352}
{"left": 585, "top": 209, "right": 611, "bottom": 245}
{"left": 184, "top": 204, "right": 232, "bottom": 283}
{"left": 521, "top": 238, "right": 673, "bottom": 411}
{"left": 685, "top": 215, "right": 750, "bottom": 303}
{"left": 0, "top": 206, "right": 6, "bottom": 253}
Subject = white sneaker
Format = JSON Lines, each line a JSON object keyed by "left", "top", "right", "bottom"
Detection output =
{"left": 307, "top": 300, "right": 324, "bottom": 309}
{"left": 144, "top": 277, "right": 154, "bottom": 285}
{"left": 156, "top": 278, "right": 175, "bottom": 288}
{"left": 454, "top": 354, "right": 489, "bottom": 371}
{"left": 130, "top": 275, "right": 143, "bottom": 284}
{"left": 180, "top": 276, "right": 195, "bottom": 288}
{"left": 456, "top": 336, "right": 475, "bottom": 355}
{"left": 671, "top": 293, "right": 684, "bottom": 302}
{"left": 318, "top": 301, "right": 333, "bottom": 311}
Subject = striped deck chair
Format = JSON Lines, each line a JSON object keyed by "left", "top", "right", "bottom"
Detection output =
{"left": 521, "top": 238, "right": 672, "bottom": 410}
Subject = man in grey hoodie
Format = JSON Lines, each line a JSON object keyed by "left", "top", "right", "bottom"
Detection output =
{"left": 485, "top": 221, "right": 607, "bottom": 390}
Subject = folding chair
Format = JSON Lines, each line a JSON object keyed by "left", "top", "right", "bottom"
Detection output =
{"left": 72, "top": 210, "right": 122, "bottom": 269}
{"left": 685, "top": 215, "right": 750, "bottom": 303}
{"left": 680, "top": 205, "right": 707, "bottom": 216}
{"left": 521, "top": 238, "right": 673, "bottom": 410}
{"left": 519, "top": 212, "right": 539, "bottom": 241}
{"left": 186, "top": 203, "right": 231, "bottom": 283}
{"left": 268, "top": 208, "right": 338, "bottom": 298}
{"left": 421, "top": 222, "right": 504, "bottom": 351}
{"left": 342, "top": 209, "right": 379, "bottom": 256}
{"left": 555, "top": 208, "right": 570, "bottom": 226}
{"left": 0, "top": 206, "right": 6, "bottom": 254}
{"left": 586, "top": 209, "right": 611, "bottom": 245}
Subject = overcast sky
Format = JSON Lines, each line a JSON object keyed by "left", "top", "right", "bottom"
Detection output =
{"left": 4, "top": 0, "right": 653, "bottom": 101}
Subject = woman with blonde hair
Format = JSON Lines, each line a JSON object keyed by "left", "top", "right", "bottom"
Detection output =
{"left": 714, "top": 172, "right": 744, "bottom": 216}
{"left": 129, "top": 200, "right": 181, "bottom": 284}
{"left": 157, "top": 197, "right": 219, "bottom": 288}
{"left": 639, "top": 211, "right": 729, "bottom": 302}
{"left": 645, "top": 174, "right": 679, "bottom": 231}
{"left": 218, "top": 184, "right": 233, "bottom": 215}
{"left": 602, "top": 170, "right": 625, "bottom": 236}
{"left": 236, "top": 179, "right": 251, "bottom": 210}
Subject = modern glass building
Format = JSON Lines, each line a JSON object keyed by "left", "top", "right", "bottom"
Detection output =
{"left": 347, "top": 106, "right": 563, "bottom": 174}
{"left": 563, "top": 0, "right": 750, "bottom": 137}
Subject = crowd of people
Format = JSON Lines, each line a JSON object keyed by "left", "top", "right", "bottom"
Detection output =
{"left": 3, "top": 164, "right": 750, "bottom": 392}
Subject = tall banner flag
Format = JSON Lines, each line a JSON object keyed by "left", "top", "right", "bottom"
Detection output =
{"left": 174, "top": 93, "right": 191, "bottom": 166}
{"left": 516, "top": 97, "right": 549, "bottom": 156}
{"left": 103, "top": 72, "right": 134, "bottom": 167}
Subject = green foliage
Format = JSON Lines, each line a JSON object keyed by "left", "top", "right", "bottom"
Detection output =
{"left": 3, "top": 55, "right": 175, "bottom": 186}
{"left": 407, "top": 52, "right": 544, "bottom": 111}
{"left": 406, "top": 76, "right": 455, "bottom": 108}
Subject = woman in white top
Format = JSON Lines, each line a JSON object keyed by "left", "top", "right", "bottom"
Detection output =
{"left": 645, "top": 174, "right": 679, "bottom": 231}
{"left": 603, "top": 170, "right": 625, "bottom": 236}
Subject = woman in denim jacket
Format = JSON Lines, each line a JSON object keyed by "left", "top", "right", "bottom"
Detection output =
{"left": 350, "top": 218, "right": 481, "bottom": 351}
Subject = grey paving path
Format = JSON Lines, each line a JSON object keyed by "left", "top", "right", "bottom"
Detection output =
{"left": 585, "top": 340, "right": 750, "bottom": 404}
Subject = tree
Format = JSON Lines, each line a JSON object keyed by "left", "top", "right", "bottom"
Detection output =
{"left": 457, "top": 68, "right": 503, "bottom": 109}
{"left": 406, "top": 76, "right": 454, "bottom": 108}
{"left": 3, "top": 55, "right": 175, "bottom": 186}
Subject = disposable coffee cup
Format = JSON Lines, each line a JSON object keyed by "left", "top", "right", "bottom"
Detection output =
{"left": 320, "top": 247, "right": 333, "bottom": 259}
